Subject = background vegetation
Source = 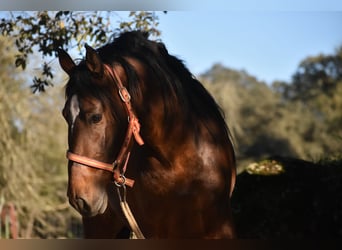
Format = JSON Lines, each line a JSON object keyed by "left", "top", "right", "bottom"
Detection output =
{"left": 200, "top": 46, "right": 342, "bottom": 167}
{"left": 0, "top": 11, "right": 341, "bottom": 238}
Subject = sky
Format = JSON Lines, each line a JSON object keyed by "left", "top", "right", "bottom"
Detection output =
{"left": 0, "top": 0, "right": 341, "bottom": 85}
{"left": 1, "top": 0, "right": 342, "bottom": 11}
{"left": 156, "top": 11, "right": 342, "bottom": 84}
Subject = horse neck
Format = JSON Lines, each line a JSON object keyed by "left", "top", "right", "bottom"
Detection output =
{"left": 132, "top": 85, "right": 184, "bottom": 147}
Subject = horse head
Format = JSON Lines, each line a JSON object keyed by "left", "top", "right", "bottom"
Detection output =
{"left": 59, "top": 45, "right": 130, "bottom": 217}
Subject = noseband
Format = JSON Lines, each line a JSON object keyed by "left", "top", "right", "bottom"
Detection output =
{"left": 66, "top": 64, "right": 144, "bottom": 188}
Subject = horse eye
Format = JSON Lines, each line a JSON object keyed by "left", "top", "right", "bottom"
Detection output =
{"left": 90, "top": 114, "right": 102, "bottom": 124}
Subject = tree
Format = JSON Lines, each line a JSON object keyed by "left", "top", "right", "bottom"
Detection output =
{"left": 274, "top": 47, "right": 342, "bottom": 156}
{"left": 200, "top": 61, "right": 341, "bottom": 168}
{"left": 0, "top": 10, "right": 164, "bottom": 238}
{"left": 200, "top": 64, "right": 298, "bottom": 163}
{"left": 283, "top": 46, "right": 342, "bottom": 102}
{"left": 0, "top": 11, "right": 162, "bottom": 93}
{"left": 0, "top": 36, "right": 80, "bottom": 238}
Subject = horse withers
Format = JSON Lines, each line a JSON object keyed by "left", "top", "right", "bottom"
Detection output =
{"left": 58, "top": 31, "right": 236, "bottom": 238}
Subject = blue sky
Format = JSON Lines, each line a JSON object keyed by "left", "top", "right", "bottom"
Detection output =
{"left": 0, "top": 9, "right": 340, "bottom": 84}
{"left": 2, "top": 0, "right": 342, "bottom": 11}
{"left": 156, "top": 11, "right": 342, "bottom": 84}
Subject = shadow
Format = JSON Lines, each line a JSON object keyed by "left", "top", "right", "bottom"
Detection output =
{"left": 231, "top": 156, "right": 342, "bottom": 238}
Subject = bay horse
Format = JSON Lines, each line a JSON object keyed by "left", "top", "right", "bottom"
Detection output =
{"left": 58, "top": 31, "right": 236, "bottom": 238}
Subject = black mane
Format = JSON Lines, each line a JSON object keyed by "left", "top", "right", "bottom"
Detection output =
{"left": 67, "top": 31, "right": 232, "bottom": 146}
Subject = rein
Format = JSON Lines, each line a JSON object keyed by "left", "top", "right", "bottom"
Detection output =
{"left": 66, "top": 63, "right": 145, "bottom": 239}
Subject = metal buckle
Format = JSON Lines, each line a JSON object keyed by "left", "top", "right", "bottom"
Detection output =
{"left": 114, "top": 175, "right": 126, "bottom": 187}
{"left": 118, "top": 87, "right": 131, "bottom": 103}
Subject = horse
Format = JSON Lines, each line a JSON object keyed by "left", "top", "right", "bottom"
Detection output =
{"left": 58, "top": 31, "right": 236, "bottom": 238}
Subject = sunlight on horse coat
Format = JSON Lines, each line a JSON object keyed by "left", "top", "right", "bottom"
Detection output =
{"left": 58, "top": 31, "right": 236, "bottom": 238}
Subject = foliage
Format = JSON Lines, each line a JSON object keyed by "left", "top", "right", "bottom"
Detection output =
{"left": 0, "top": 11, "right": 162, "bottom": 93}
{"left": 200, "top": 65, "right": 295, "bottom": 161}
{"left": 278, "top": 46, "right": 342, "bottom": 102}
{"left": 0, "top": 36, "right": 80, "bottom": 238}
{"left": 200, "top": 46, "right": 342, "bottom": 168}
{"left": 275, "top": 47, "right": 342, "bottom": 156}
{"left": 232, "top": 155, "right": 342, "bottom": 238}
{"left": 0, "top": 11, "right": 163, "bottom": 238}
{"left": 246, "top": 160, "right": 284, "bottom": 176}
{"left": 0, "top": 10, "right": 341, "bottom": 237}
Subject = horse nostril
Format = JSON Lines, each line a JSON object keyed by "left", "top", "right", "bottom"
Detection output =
{"left": 75, "top": 197, "right": 85, "bottom": 210}
{"left": 70, "top": 197, "right": 91, "bottom": 215}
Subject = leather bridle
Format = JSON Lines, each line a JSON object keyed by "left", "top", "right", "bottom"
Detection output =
{"left": 66, "top": 63, "right": 144, "bottom": 188}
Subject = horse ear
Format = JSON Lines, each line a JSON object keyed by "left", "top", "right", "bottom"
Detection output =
{"left": 85, "top": 44, "right": 104, "bottom": 78}
{"left": 58, "top": 49, "right": 76, "bottom": 75}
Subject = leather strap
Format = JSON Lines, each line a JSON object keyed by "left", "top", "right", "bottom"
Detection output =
{"left": 66, "top": 64, "right": 144, "bottom": 188}
{"left": 66, "top": 151, "right": 135, "bottom": 188}
{"left": 66, "top": 63, "right": 145, "bottom": 238}
{"left": 67, "top": 150, "right": 113, "bottom": 172}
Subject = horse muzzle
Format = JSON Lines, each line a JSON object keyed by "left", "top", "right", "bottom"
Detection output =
{"left": 68, "top": 191, "right": 108, "bottom": 217}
